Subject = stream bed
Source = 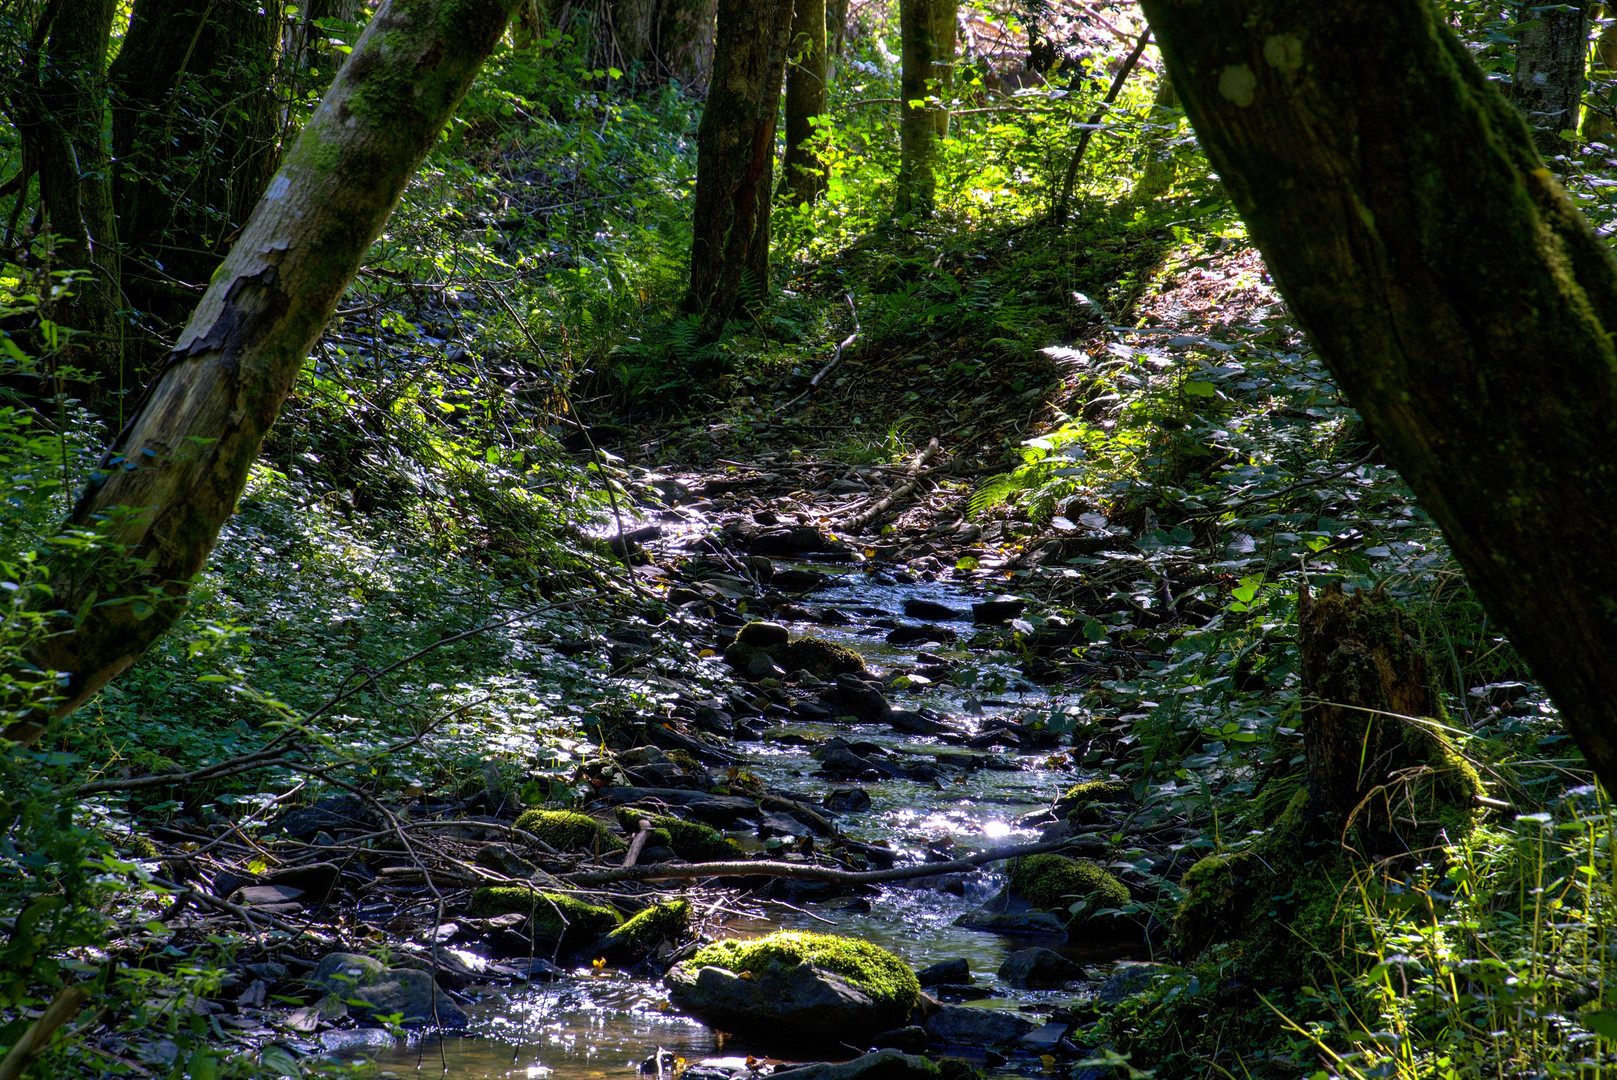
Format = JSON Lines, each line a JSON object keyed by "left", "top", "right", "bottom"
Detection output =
{"left": 364, "top": 560, "right": 1145, "bottom": 1078}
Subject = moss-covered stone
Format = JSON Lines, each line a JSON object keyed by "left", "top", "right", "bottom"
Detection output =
{"left": 596, "top": 900, "right": 690, "bottom": 963}
{"left": 1057, "top": 780, "right": 1129, "bottom": 810}
{"left": 466, "top": 887, "right": 621, "bottom": 943}
{"left": 691, "top": 931, "right": 920, "bottom": 1016}
{"left": 776, "top": 637, "right": 866, "bottom": 677}
{"left": 614, "top": 809, "right": 743, "bottom": 862}
{"left": 1009, "top": 854, "right": 1130, "bottom": 920}
{"left": 512, "top": 809, "right": 626, "bottom": 854}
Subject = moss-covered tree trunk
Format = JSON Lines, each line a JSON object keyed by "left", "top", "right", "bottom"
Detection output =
{"left": 109, "top": 0, "right": 283, "bottom": 359}
{"left": 781, "top": 0, "right": 828, "bottom": 207}
{"left": 1511, "top": 0, "right": 1591, "bottom": 161}
{"left": 1137, "top": 0, "right": 1617, "bottom": 795}
{"left": 2, "top": 0, "right": 523, "bottom": 746}
{"left": 930, "top": 0, "right": 955, "bottom": 138}
{"left": 26, "top": 0, "right": 124, "bottom": 391}
{"left": 613, "top": 0, "right": 657, "bottom": 68}
{"left": 894, "top": 0, "right": 938, "bottom": 217}
{"left": 685, "top": 0, "right": 793, "bottom": 336}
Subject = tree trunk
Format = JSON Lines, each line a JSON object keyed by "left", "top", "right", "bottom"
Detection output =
{"left": 1136, "top": 0, "right": 1617, "bottom": 794}
{"left": 781, "top": 0, "right": 829, "bottom": 207}
{"left": 656, "top": 0, "right": 718, "bottom": 89}
{"left": 29, "top": 0, "right": 124, "bottom": 391}
{"left": 684, "top": 0, "right": 793, "bottom": 336}
{"left": 3, "top": 0, "right": 522, "bottom": 746}
{"left": 1512, "top": 0, "right": 1591, "bottom": 161}
{"left": 895, "top": 0, "right": 938, "bottom": 217}
{"left": 613, "top": 0, "right": 657, "bottom": 68}
{"left": 109, "top": 0, "right": 283, "bottom": 355}
{"left": 1135, "top": 75, "right": 1181, "bottom": 200}
{"left": 1584, "top": 7, "right": 1617, "bottom": 142}
{"left": 930, "top": 0, "right": 955, "bottom": 137}
{"left": 828, "top": 0, "right": 850, "bottom": 57}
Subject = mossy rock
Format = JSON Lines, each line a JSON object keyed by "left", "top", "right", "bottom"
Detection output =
{"left": 513, "top": 809, "right": 627, "bottom": 854}
{"left": 1057, "top": 780, "right": 1131, "bottom": 824}
{"left": 595, "top": 899, "right": 690, "bottom": 964}
{"left": 466, "top": 887, "right": 621, "bottom": 944}
{"left": 690, "top": 930, "right": 919, "bottom": 1018}
{"left": 776, "top": 637, "right": 866, "bottom": 677}
{"left": 1009, "top": 854, "right": 1130, "bottom": 922}
{"left": 614, "top": 809, "right": 743, "bottom": 862}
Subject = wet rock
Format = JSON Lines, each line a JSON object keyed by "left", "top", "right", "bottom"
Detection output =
{"left": 749, "top": 527, "right": 844, "bottom": 558}
{"left": 886, "top": 709, "right": 948, "bottom": 736}
{"left": 760, "top": 812, "right": 813, "bottom": 839}
{"left": 261, "top": 862, "right": 342, "bottom": 903}
{"left": 736, "top": 622, "right": 791, "bottom": 647}
{"left": 773, "top": 1049, "right": 939, "bottom": 1080}
{"left": 275, "top": 796, "right": 374, "bottom": 838}
{"left": 1017, "top": 1022, "right": 1072, "bottom": 1053}
{"left": 309, "top": 953, "right": 467, "bottom": 1028}
{"left": 596, "top": 788, "right": 759, "bottom": 826}
{"left": 774, "top": 567, "right": 830, "bottom": 591}
{"left": 902, "top": 598, "right": 963, "bottom": 621}
{"left": 971, "top": 596, "right": 1026, "bottom": 625}
{"left": 1095, "top": 963, "right": 1168, "bottom": 1004}
{"left": 474, "top": 843, "right": 537, "bottom": 878}
{"left": 231, "top": 884, "right": 304, "bottom": 912}
{"left": 886, "top": 624, "right": 958, "bottom": 646}
{"left": 596, "top": 900, "right": 691, "bottom": 965}
{"left": 665, "top": 932, "right": 919, "bottom": 1043}
{"left": 997, "top": 948, "right": 1085, "bottom": 986}
{"left": 815, "top": 746, "right": 898, "bottom": 781}
{"left": 830, "top": 674, "right": 890, "bottom": 721}
{"left": 923, "top": 1004, "right": 1037, "bottom": 1047}
{"left": 748, "top": 652, "right": 788, "bottom": 680}
{"left": 824, "top": 787, "right": 873, "bottom": 813}
{"left": 916, "top": 959, "right": 972, "bottom": 987}
{"left": 953, "top": 897, "right": 1066, "bottom": 937}
{"left": 868, "top": 1027, "right": 931, "bottom": 1053}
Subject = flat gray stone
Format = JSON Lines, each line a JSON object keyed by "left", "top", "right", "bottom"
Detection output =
{"left": 771, "top": 1049, "right": 940, "bottom": 1080}
{"left": 665, "top": 961, "right": 908, "bottom": 1043}
{"left": 916, "top": 958, "right": 972, "bottom": 987}
{"left": 924, "top": 1003, "right": 1037, "bottom": 1047}
{"left": 309, "top": 952, "right": 466, "bottom": 1028}
{"left": 1017, "top": 1022, "right": 1071, "bottom": 1053}
{"left": 997, "top": 948, "right": 1085, "bottom": 986}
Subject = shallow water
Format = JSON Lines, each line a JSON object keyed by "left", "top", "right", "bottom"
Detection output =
{"left": 362, "top": 562, "right": 1120, "bottom": 1079}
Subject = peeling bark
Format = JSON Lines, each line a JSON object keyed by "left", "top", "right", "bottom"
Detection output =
{"left": 5, "top": 0, "right": 523, "bottom": 744}
{"left": 1138, "top": 0, "right": 1617, "bottom": 791}
{"left": 1511, "top": 0, "right": 1591, "bottom": 160}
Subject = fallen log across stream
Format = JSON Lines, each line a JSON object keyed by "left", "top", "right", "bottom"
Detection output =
{"left": 566, "top": 834, "right": 1104, "bottom": 886}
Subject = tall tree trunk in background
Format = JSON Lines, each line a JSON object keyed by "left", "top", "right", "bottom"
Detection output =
{"left": 657, "top": 0, "right": 719, "bottom": 89}
{"left": 27, "top": 0, "right": 124, "bottom": 392}
{"left": 109, "top": 0, "right": 282, "bottom": 363}
{"left": 1511, "top": 0, "right": 1591, "bottom": 161}
{"left": 828, "top": 0, "right": 850, "bottom": 57}
{"left": 613, "top": 0, "right": 657, "bottom": 68}
{"left": 685, "top": 0, "right": 793, "bottom": 336}
{"left": 895, "top": 0, "right": 940, "bottom": 216}
{"left": 1136, "top": 0, "right": 1617, "bottom": 794}
{"left": 930, "top": 0, "right": 955, "bottom": 137}
{"left": 1585, "top": 7, "right": 1617, "bottom": 142}
{"left": 1135, "top": 75, "right": 1181, "bottom": 199}
{"left": 782, "top": 0, "right": 829, "bottom": 207}
{"left": 2, "top": 0, "right": 522, "bottom": 746}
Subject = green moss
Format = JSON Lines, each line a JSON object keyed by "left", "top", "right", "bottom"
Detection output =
{"left": 1058, "top": 780, "right": 1129, "bottom": 808}
{"left": 467, "top": 887, "right": 621, "bottom": 941}
{"left": 513, "top": 809, "right": 626, "bottom": 853}
{"left": 775, "top": 637, "right": 866, "bottom": 677}
{"left": 614, "top": 809, "right": 743, "bottom": 862}
{"left": 596, "top": 900, "right": 690, "bottom": 962}
{"left": 692, "top": 931, "right": 919, "bottom": 1015}
{"left": 1010, "top": 854, "right": 1130, "bottom": 919}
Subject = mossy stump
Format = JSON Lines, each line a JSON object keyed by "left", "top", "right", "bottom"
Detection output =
{"left": 466, "top": 887, "right": 621, "bottom": 949}
{"left": 615, "top": 809, "right": 743, "bottom": 862}
{"left": 514, "top": 809, "right": 627, "bottom": 854}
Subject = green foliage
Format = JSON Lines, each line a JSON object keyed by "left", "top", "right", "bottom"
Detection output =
{"left": 466, "top": 887, "right": 621, "bottom": 941}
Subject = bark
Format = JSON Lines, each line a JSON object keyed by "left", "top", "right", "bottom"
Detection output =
{"left": 684, "top": 0, "right": 793, "bottom": 335}
{"left": 612, "top": 0, "right": 656, "bottom": 67}
{"left": 31, "top": 0, "right": 124, "bottom": 390}
{"left": 656, "top": 0, "right": 718, "bottom": 89}
{"left": 1584, "top": 7, "right": 1617, "bottom": 142}
{"left": 1511, "top": 0, "right": 1591, "bottom": 160}
{"left": 109, "top": 0, "right": 283, "bottom": 345}
{"left": 828, "top": 0, "right": 850, "bottom": 56}
{"left": 895, "top": 0, "right": 938, "bottom": 217}
{"left": 1135, "top": 74, "right": 1181, "bottom": 200}
{"left": 930, "top": 0, "right": 955, "bottom": 137}
{"left": 4, "top": 0, "right": 522, "bottom": 746}
{"left": 1136, "top": 0, "right": 1617, "bottom": 793}
{"left": 781, "top": 0, "right": 829, "bottom": 207}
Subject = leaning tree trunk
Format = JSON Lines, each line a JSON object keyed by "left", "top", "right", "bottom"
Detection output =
{"left": 109, "top": 0, "right": 283, "bottom": 361}
{"left": 1511, "top": 0, "right": 1591, "bottom": 162}
{"left": 30, "top": 0, "right": 124, "bottom": 392}
{"left": 1137, "top": 0, "right": 1617, "bottom": 794}
{"left": 781, "top": 0, "right": 829, "bottom": 207}
{"left": 684, "top": 0, "right": 793, "bottom": 336}
{"left": 3, "top": 0, "right": 522, "bottom": 746}
{"left": 895, "top": 0, "right": 939, "bottom": 217}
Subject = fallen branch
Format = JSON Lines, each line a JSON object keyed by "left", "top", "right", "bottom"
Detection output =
{"left": 0, "top": 985, "right": 87, "bottom": 1080}
{"left": 782, "top": 291, "right": 861, "bottom": 410}
{"left": 842, "top": 438, "right": 942, "bottom": 534}
{"left": 565, "top": 835, "right": 1102, "bottom": 886}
